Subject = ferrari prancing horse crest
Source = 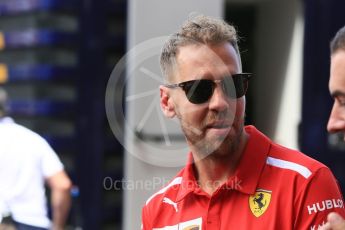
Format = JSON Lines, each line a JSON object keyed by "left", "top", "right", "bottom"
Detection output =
{"left": 249, "top": 189, "right": 272, "bottom": 217}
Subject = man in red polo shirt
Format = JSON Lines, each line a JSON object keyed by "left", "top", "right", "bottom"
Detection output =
{"left": 142, "top": 15, "right": 345, "bottom": 229}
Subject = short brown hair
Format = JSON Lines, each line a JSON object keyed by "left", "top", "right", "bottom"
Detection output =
{"left": 330, "top": 25, "right": 345, "bottom": 54}
{"left": 160, "top": 15, "right": 241, "bottom": 81}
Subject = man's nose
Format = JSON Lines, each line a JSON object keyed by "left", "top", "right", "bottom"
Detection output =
{"left": 208, "top": 85, "right": 231, "bottom": 112}
{"left": 327, "top": 103, "right": 345, "bottom": 133}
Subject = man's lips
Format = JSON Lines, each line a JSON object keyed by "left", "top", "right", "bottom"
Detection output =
{"left": 206, "top": 121, "right": 232, "bottom": 129}
{"left": 205, "top": 123, "right": 231, "bottom": 137}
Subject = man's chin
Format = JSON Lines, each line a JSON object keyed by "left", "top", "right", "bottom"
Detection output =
{"left": 194, "top": 136, "right": 229, "bottom": 157}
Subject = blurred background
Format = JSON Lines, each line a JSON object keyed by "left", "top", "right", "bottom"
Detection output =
{"left": 0, "top": 0, "right": 345, "bottom": 229}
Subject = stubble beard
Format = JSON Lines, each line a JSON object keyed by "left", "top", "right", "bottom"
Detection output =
{"left": 179, "top": 113, "right": 244, "bottom": 159}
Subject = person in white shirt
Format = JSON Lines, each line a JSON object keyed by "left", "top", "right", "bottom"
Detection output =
{"left": 0, "top": 87, "right": 72, "bottom": 230}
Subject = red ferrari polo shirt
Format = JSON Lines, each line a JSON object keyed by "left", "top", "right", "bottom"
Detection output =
{"left": 142, "top": 126, "right": 345, "bottom": 230}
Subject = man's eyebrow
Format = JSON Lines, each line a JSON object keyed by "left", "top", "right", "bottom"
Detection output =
{"left": 331, "top": 90, "right": 345, "bottom": 98}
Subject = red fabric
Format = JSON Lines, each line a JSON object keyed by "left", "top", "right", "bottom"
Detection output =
{"left": 142, "top": 126, "right": 345, "bottom": 230}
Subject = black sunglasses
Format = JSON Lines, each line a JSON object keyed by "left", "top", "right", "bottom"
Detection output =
{"left": 164, "top": 73, "right": 252, "bottom": 104}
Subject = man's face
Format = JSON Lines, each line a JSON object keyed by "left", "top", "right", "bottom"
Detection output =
{"left": 327, "top": 50, "right": 345, "bottom": 140}
{"left": 160, "top": 42, "right": 246, "bottom": 157}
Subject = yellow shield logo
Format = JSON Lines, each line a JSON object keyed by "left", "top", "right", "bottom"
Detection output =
{"left": 249, "top": 189, "right": 272, "bottom": 217}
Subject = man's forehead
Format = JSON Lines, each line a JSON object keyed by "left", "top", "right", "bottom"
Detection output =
{"left": 176, "top": 44, "right": 240, "bottom": 67}
{"left": 330, "top": 51, "right": 345, "bottom": 88}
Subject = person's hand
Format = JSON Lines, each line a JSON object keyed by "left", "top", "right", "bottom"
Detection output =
{"left": 320, "top": 212, "right": 345, "bottom": 230}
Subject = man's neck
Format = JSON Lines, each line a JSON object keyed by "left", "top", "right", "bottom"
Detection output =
{"left": 191, "top": 131, "right": 249, "bottom": 195}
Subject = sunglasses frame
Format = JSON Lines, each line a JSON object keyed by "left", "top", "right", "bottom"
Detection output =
{"left": 164, "top": 73, "right": 252, "bottom": 104}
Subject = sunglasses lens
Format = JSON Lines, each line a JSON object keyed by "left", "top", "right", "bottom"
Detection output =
{"left": 183, "top": 80, "right": 214, "bottom": 104}
{"left": 178, "top": 74, "right": 250, "bottom": 104}
{"left": 222, "top": 77, "right": 237, "bottom": 99}
{"left": 233, "top": 75, "right": 249, "bottom": 98}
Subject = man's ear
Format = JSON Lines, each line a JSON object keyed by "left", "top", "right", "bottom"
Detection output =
{"left": 160, "top": 85, "right": 176, "bottom": 118}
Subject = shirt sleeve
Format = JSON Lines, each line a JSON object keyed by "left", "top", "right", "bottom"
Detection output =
{"left": 38, "top": 137, "right": 64, "bottom": 178}
{"left": 142, "top": 205, "right": 152, "bottom": 230}
{"left": 294, "top": 167, "right": 345, "bottom": 229}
